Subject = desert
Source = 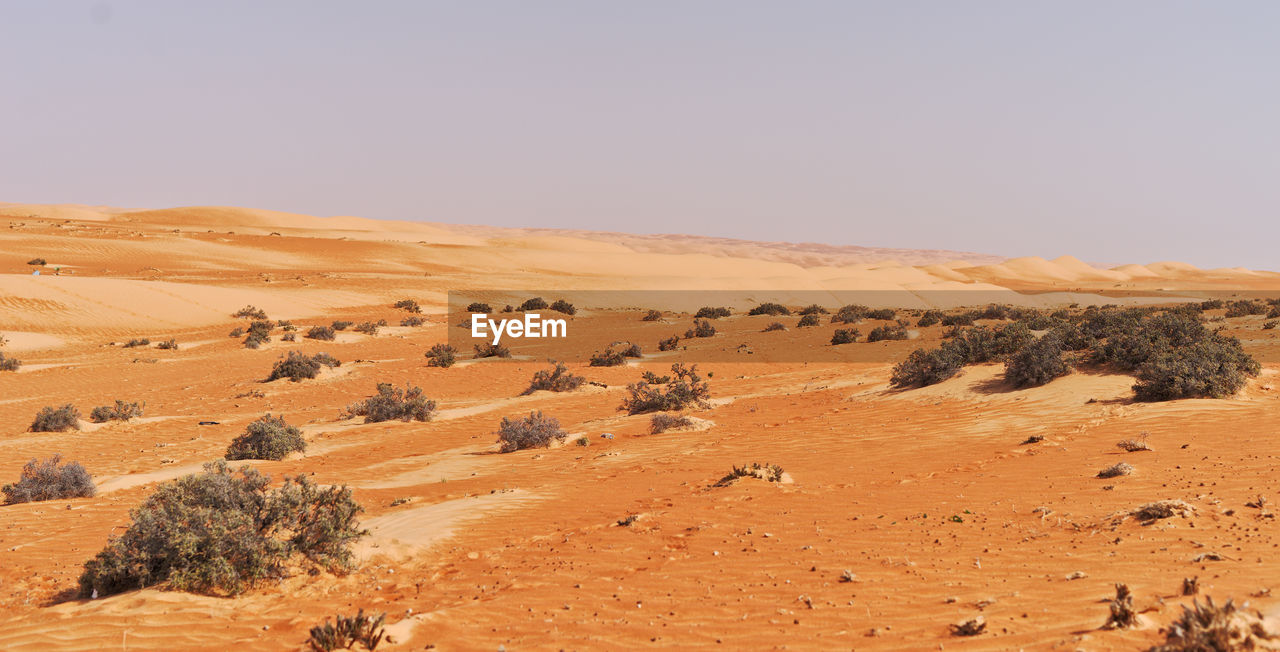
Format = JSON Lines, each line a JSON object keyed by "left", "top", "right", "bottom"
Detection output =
{"left": 0, "top": 203, "right": 1278, "bottom": 650}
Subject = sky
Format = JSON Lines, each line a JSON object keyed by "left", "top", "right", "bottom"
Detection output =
{"left": 2, "top": 1, "right": 1278, "bottom": 269}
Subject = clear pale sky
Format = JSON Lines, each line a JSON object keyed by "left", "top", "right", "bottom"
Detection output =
{"left": 2, "top": 1, "right": 1278, "bottom": 269}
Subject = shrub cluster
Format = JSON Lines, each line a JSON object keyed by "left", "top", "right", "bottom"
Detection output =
{"left": 244, "top": 320, "right": 273, "bottom": 348}
{"left": 2, "top": 455, "right": 95, "bottom": 504}
{"left": 525, "top": 361, "right": 585, "bottom": 394}
{"left": 796, "top": 314, "right": 821, "bottom": 328}
{"left": 267, "top": 351, "right": 341, "bottom": 382}
{"left": 641, "top": 370, "right": 671, "bottom": 384}
{"left": 549, "top": 299, "right": 576, "bottom": 315}
{"left": 762, "top": 322, "right": 786, "bottom": 332}
{"left": 400, "top": 316, "right": 425, "bottom": 327}
{"left": 497, "top": 411, "right": 567, "bottom": 452}
{"left": 226, "top": 414, "right": 306, "bottom": 461}
{"left": 649, "top": 413, "right": 693, "bottom": 434}
{"left": 31, "top": 404, "right": 81, "bottom": 432}
{"left": 831, "top": 329, "right": 858, "bottom": 345}
{"left": 306, "top": 325, "right": 336, "bottom": 341}
{"left": 1004, "top": 334, "right": 1069, "bottom": 387}
{"left": 331, "top": 320, "right": 353, "bottom": 331}
{"left": 308, "top": 609, "right": 386, "bottom": 652}
{"left": 694, "top": 306, "right": 731, "bottom": 319}
{"left": 393, "top": 298, "right": 421, "bottom": 313}
{"left": 831, "top": 304, "right": 867, "bottom": 324}
{"left": 641, "top": 309, "right": 663, "bottom": 321}
{"left": 658, "top": 335, "right": 680, "bottom": 351}
{"left": 233, "top": 305, "right": 268, "bottom": 320}
{"left": 518, "top": 297, "right": 549, "bottom": 311}
{"left": 890, "top": 323, "right": 1032, "bottom": 388}
{"left": 90, "top": 400, "right": 144, "bottom": 423}
{"left": 1224, "top": 300, "right": 1266, "bottom": 318}
{"left": 354, "top": 321, "right": 381, "bottom": 335}
{"left": 620, "top": 363, "right": 710, "bottom": 414}
{"left": 474, "top": 342, "right": 511, "bottom": 358}
{"left": 425, "top": 343, "right": 457, "bottom": 367}
{"left": 798, "top": 304, "right": 828, "bottom": 315}
{"left": 466, "top": 302, "right": 493, "bottom": 313}
{"left": 748, "top": 302, "right": 790, "bottom": 316}
{"left": 866, "top": 308, "right": 896, "bottom": 320}
{"left": 343, "top": 383, "right": 437, "bottom": 423}
{"left": 916, "top": 310, "right": 944, "bottom": 327}
{"left": 866, "top": 325, "right": 908, "bottom": 342}
{"left": 685, "top": 320, "right": 716, "bottom": 338}
{"left": 78, "top": 461, "right": 365, "bottom": 598}
{"left": 1133, "top": 338, "right": 1259, "bottom": 401}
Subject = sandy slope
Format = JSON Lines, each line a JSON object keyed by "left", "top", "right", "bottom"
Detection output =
{"left": 1, "top": 203, "right": 1279, "bottom": 650}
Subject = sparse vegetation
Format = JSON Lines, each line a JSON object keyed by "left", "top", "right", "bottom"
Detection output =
{"left": 0, "top": 351, "right": 20, "bottom": 372}
{"left": 343, "top": 383, "right": 437, "bottom": 423}
{"left": 229, "top": 327, "right": 245, "bottom": 337}
{"left": 307, "top": 325, "right": 337, "bottom": 341}
{"left": 685, "top": 319, "right": 716, "bottom": 338}
{"left": 642, "top": 309, "right": 663, "bottom": 321}
{"left": 1224, "top": 299, "right": 1266, "bottom": 318}
{"left": 714, "top": 462, "right": 784, "bottom": 487}
{"left": 233, "top": 305, "right": 268, "bottom": 320}
{"left": 796, "top": 314, "right": 821, "bottom": 328}
{"left": 748, "top": 302, "right": 790, "bottom": 316}
{"left": 400, "top": 316, "right": 425, "bottom": 327}
{"left": 831, "top": 304, "right": 868, "bottom": 324}
{"left": 658, "top": 335, "right": 680, "bottom": 351}
{"left": 649, "top": 413, "right": 693, "bottom": 434}
{"left": 1148, "top": 596, "right": 1280, "bottom": 651}
{"left": 1097, "top": 461, "right": 1133, "bottom": 479}
{"left": 549, "top": 299, "right": 576, "bottom": 315}
{"left": 89, "top": 400, "right": 144, "bottom": 423}
{"left": 466, "top": 302, "right": 492, "bottom": 313}
{"left": 917, "top": 310, "right": 944, "bottom": 327}
{"left": 267, "top": 351, "right": 341, "bottom": 382}
{"left": 332, "top": 320, "right": 353, "bottom": 331}
{"left": 78, "top": 460, "right": 365, "bottom": 598}
{"left": 763, "top": 321, "right": 786, "bottom": 332}
{"left": 866, "top": 308, "right": 896, "bottom": 320}
{"left": 157, "top": 338, "right": 178, "bottom": 350}
{"left": 244, "top": 320, "right": 273, "bottom": 348}
{"left": 1104, "top": 583, "right": 1137, "bottom": 629}
{"left": 621, "top": 363, "right": 710, "bottom": 414}
{"left": 2, "top": 455, "right": 95, "bottom": 504}
{"left": 694, "top": 306, "right": 731, "bottom": 319}
{"left": 30, "top": 404, "right": 81, "bottom": 432}
{"left": 393, "top": 298, "right": 421, "bottom": 313}
{"left": 497, "top": 411, "right": 567, "bottom": 452}
{"left": 1116, "top": 435, "right": 1152, "bottom": 452}
{"left": 424, "top": 343, "right": 457, "bottom": 367}
{"left": 950, "top": 617, "right": 987, "bottom": 637}
{"left": 226, "top": 414, "right": 306, "bottom": 461}
{"left": 27, "top": 258, "right": 47, "bottom": 266}
{"left": 524, "top": 361, "right": 585, "bottom": 394}
{"left": 1004, "top": 333, "right": 1069, "bottom": 387}
{"left": 798, "top": 304, "right": 828, "bottom": 315}
{"left": 518, "top": 297, "right": 549, "bottom": 311}
{"left": 473, "top": 342, "right": 511, "bottom": 358}
{"left": 641, "top": 370, "right": 670, "bottom": 384}
{"left": 307, "top": 609, "right": 386, "bottom": 652}
{"left": 866, "top": 325, "right": 908, "bottom": 342}
{"left": 354, "top": 321, "right": 380, "bottom": 335}
{"left": 123, "top": 338, "right": 151, "bottom": 348}
{"left": 830, "top": 329, "right": 858, "bottom": 345}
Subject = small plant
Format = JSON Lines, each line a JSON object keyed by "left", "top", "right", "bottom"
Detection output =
{"left": 89, "top": 400, "right": 144, "bottom": 423}
{"left": 649, "top": 413, "right": 693, "bottom": 434}
{"left": 31, "top": 404, "right": 81, "bottom": 432}
{"left": 27, "top": 258, "right": 47, "bottom": 266}
{"left": 866, "top": 308, "right": 896, "bottom": 320}
{"left": 748, "top": 302, "right": 790, "bottom": 316}
{"left": 866, "top": 325, "right": 908, "bottom": 342}
{"left": 831, "top": 304, "right": 868, "bottom": 324}
{"left": 229, "top": 327, "right": 245, "bottom": 337}
{"left": 1149, "top": 596, "right": 1280, "bottom": 650}
{"left": 1265, "top": 320, "right": 1278, "bottom": 330}
{"left": 1116, "top": 434, "right": 1152, "bottom": 452}
{"left": 830, "top": 329, "right": 859, "bottom": 345}
{"left": 917, "top": 310, "right": 944, "bottom": 327}
{"left": 307, "top": 609, "right": 386, "bottom": 652}
{"left": 2, "top": 455, "right": 95, "bottom": 504}
{"left": 267, "top": 351, "right": 341, "bottom": 382}
{"left": 393, "top": 298, "right": 422, "bottom": 313}
{"left": 0, "top": 351, "right": 20, "bottom": 372}
{"left": 799, "top": 304, "right": 828, "bottom": 315}
{"left": 950, "top": 617, "right": 986, "bottom": 637}
{"left": 331, "top": 320, "right": 353, "bottom": 331}
{"left": 226, "top": 414, "right": 306, "bottom": 461}
{"left": 466, "top": 302, "right": 492, "bottom": 313}
{"left": 575, "top": 435, "right": 591, "bottom": 447}
{"left": 641, "top": 309, "right": 663, "bottom": 321}
{"left": 282, "top": 332, "right": 297, "bottom": 342}
{"left": 233, "top": 305, "right": 268, "bottom": 319}
{"left": 685, "top": 319, "right": 716, "bottom": 338}
{"left": 424, "top": 343, "right": 457, "bottom": 367}
{"left": 525, "top": 361, "right": 586, "bottom": 394}
{"left": 714, "top": 462, "right": 784, "bottom": 487}
{"left": 621, "top": 363, "right": 710, "bottom": 414}
{"left": 796, "top": 313, "right": 821, "bottom": 328}
{"left": 1097, "top": 461, "right": 1133, "bottom": 479}
{"left": 518, "top": 297, "right": 549, "bottom": 311}
{"left": 549, "top": 299, "right": 576, "bottom": 315}
{"left": 343, "top": 383, "right": 437, "bottom": 423}
{"left": 156, "top": 339, "right": 178, "bottom": 350}
{"left": 277, "top": 320, "right": 296, "bottom": 331}
{"left": 641, "top": 370, "right": 670, "bottom": 384}
{"left": 400, "top": 316, "right": 425, "bottom": 327}
{"left": 244, "top": 320, "right": 273, "bottom": 348}
{"left": 306, "top": 325, "right": 337, "bottom": 341}
{"left": 658, "top": 335, "right": 680, "bottom": 351}
{"left": 762, "top": 321, "right": 786, "bottom": 332}
{"left": 122, "top": 338, "right": 151, "bottom": 348}
{"left": 354, "top": 322, "right": 380, "bottom": 336}
{"left": 1104, "top": 583, "right": 1137, "bottom": 629}
{"left": 473, "top": 342, "right": 511, "bottom": 358}
{"left": 497, "top": 411, "right": 567, "bottom": 452}
{"left": 694, "top": 306, "right": 731, "bottom": 319}
{"left": 1181, "top": 577, "right": 1199, "bottom": 596}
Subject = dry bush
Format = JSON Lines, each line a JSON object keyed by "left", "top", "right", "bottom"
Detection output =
{"left": 866, "top": 325, "right": 908, "bottom": 342}
{"left": 796, "top": 313, "right": 821, "bottom": 328}
{"left": 466, "top": 302, "right": 492, "bottom": 313}
{"left": 2, "top": 455, "right": 95, "bottom": 504}
{"left": 831, "top": 304, "right": 868, "bottom": 324}
{"left": 400, "top": 316, "right": 424, "bottom": 327}
{"left": 830, "top": 329, "right": 858, "bottom": 345}
{"left": 307, "top": 609, "right": 386, "bottom": 652}
{"left": 1004, "top": 334, "right": 1069, "bottom": 387}
{"left": 0, "top": 351, "right": 20, "bottom": 372}
{"left": 1116, "top": 434, "right": 1153, "bottom": 452}
{"left": 123, "top": 338, "right": 151, "bottom": 348}
{"left": 267, "top": 351, "right": 341, "bottom": 382}
{"left": 226, "top": 414, "right": 306, "bottom": 461}
{"left": 641, "top": 309, "right": 663, "bottom": 321}
{"left": 157, "top": 339, "right": 178, "bottom": 350}
{"left": 90, "top": 400, "right": 144, "bottom": 423}
{"left": 1130, "top": 500, "right": 1193, "bottom": 522}
{"left": 917, "top": 310, "right": 945, "bottom": 327}
{"left": 1097, "top": 462, "right": 1134, "bottom": 479}
{"left": 393, "top": 298, "right": 421, "bottom": 313}
{"left": 307, "top": 325, "right": 336, "bottom": 341}
{"left": 424, "top": 343, "right": 457, "bottom": 367}
{"left": 685, "top": 319, "right": 716, "bottom": 338}
{"left": 641, "top": 370, "right": 670, "bottom": 384}
{"left": 517, "top": 297, "right": 548, "bottom": 311}
{"left": 950, "top": 616, "right": 986, "bottom": 637}
{"left": 27, "top": 258, "right": 47, "bottom": 266}
{"left": 658, "top": 335, "right": 680, "bottom": 351}
{"left": 649, "top": 413, "right": 693, "bottom": 434}
{"left": 799, "top": 304, "right": 828, "bottom": 315}
{"left": 1104, "top": 583, "right": 1138, "bottom": 629}
{"left": 243, "top": 320, "right": 273, "bottom": 348}
{"left": 549, "top": 299, "right": 576, "bottom": 315}
{"left": 748, "top": 302, "right": 790, "bottom": 316}
{"left": 524, "top": 361, "right": 585, "bottom": 394}
{"left": 1149, "top": 597, "right": 1280, "bottom": 651}
{"left": 762, "top": 322, "right": 786, "bottom": 333}
{"left": 354, "top": 322, "right": 380, "bottom": 336}
{"left": 497, "top": 411, "right": 567, "bottom": 452}
{"left": 31, "top": 404, "right": 81, "bottom": 432}
{"left": 714, "top": 462, "right": 784, "bottom": 487}
{"left": 233, "top": 305, "right": 268, "bottom": 319}
{"left": 694, "top": 306, "right": 731, "bottom": 319}
{"left": 473, "top": 342, "right": 511, "bottom": 358}
{"left": 343, "top": 383, "right": 436, "bottom": 423}
{"left": 331, "top": 320, "right": 353, "bottom": 331}
{"left": 621, "top": 363, "right": 710, "bottom": 414}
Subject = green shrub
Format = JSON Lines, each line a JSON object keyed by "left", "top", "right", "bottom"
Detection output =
{"left": 748, "top": 302, "right": 790, "bottom": 316}
{"left": 641, "top": 309, "right": 663, "bottom": 321}
{"left": 524, "top": 361, "right": 585, "bottom": 394}
{"left": 466, "top": 302, "right": 493, "bottom": 313}
{"left": 354, "top": 322, "right": 379, "bottom": 336}
{"left": 831, "top": 329, "right": 858, "bottom": 345}
{"left": 78, "top": 461, "right": 365, "bottom": 598}
{"left": 1133, "top": 336, "right": 1260, "bottom": 401}
{"left": 763, "top": 322, "right": 786, "bottom": 332}
{"left": 424, "top": 343, "right": 457, "bottom": 367}
{"left": 331, "top": 320, "right": 353, "bottom": 331}
{"left": 90, "top": 400, "right": 144, "bottom": 423}
{"left": 307, "top": 609, "right": 386, "bottom": 652}
{"left": 233, "top": 305, "right": 268, "bottom": 320}
{"left": 916, "top": 310, "right": 944, "bottom": 327}
{"left": 549, "top": 299, "right": 576, "bottom": 315}
{"left": 518, "top": 297, "right": 549, "bottom": 311}
{"left": 658, "top": 335, "right": 680, "bottom": 351}
{"left": 831, "top": 305, "right": 868, "bottom": 324}
{"left": 473, "top": 342, "right": 511, "bottom": 358}
{"left": 3, "top": 455, "right": 95, "bottom": 504}
{"left": 620, "top": 363, "right": 710, "bottom": 414}
{"left": 123, "top": 338, "right": 151, "bottom": 348}
{"left": 1004, "top": 334, "right": 1069, "bottom": 387}
{"left": 796, "top": 314, "right": 821, "bottom": 328}
{"left": 685, "top": 320, "right": 716, "bottom": 338}
{"left": 343, "top": 383, "right": 437, "bottom": 423}
{"left": 31, "top": 404, "right": 81, "bottom": 432}
{"left": 306, "top": 325, "right": 336, "bottom": 341}
{"left": 267, "top": 351, "right": 341, "bottom": 382}
{"left": 694, "top": 306, "right": 731, "bottom": 319}
{"left": 497, "top": 411, "right": 566, "bottom": 452}
{"left": 798, "top": 304, "right": 828, "bottom": 315}
{"left": 393, "top": 299, "right": 421, "bottom": 313}
{"left": 866, "top": 325, "right": 908, "bottom": 342}
{"left": 649, "top": 413, "right": 693, "bottom": 434}
{"left": 226, "top": 414, "right": 306, "bottom": 461}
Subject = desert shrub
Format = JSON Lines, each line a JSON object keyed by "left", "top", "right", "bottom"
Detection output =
{"left": 620, "top": 363, "right": 710, "bottom": 414}
{"left": 424, "top": 343, "right": 457, "bottom": 367}
{"left": 831, "top": 304, "right": 868, "bottom": 324}
{"left": 0, "top": 351, "right": 20, "bottom": 372}
{"left": 502, "top": 304, "right": 514, "bottom": 312}
{"left": 518, "top": 297, "right": 549, "bottom": 311}
{"left": 685, "top": 320, "right": 716, "bottom": 338}
{"left": 916, "top": 310, "right": 944, "bottom": 327}
{"left": 307, "top": 609, "right": 386, "bottom": 652}
{"left": 1004, "top": 334, "right": 1069, "bottom": 387}
{"left": 524, "top": 361, "right": 585, "bottom": 394}
{"left": 658, "top": 335, "right": 680, "bottom": 351}
{"left": 233, "top": 305, "right": 268, "bottom": 319}
{"left": 589, "top": 347, "right": 627, "bottom": 367}
{"left": 281, "top": 332, "right": 297, "bottom": 342}
{"left": 866, "top": 325, "right": 908, "bottom": 342}
{"left": 1104, "top": 583, "right": 1137, "bottom": 629}
{"left": 27, "top": 258, "right": 47, "bottom": 266}
{"left": 763, "top": 322, "right": 786, "bottom": 332}
{"left": 866, "top": 308, "right": 896, "bottom": 321}
{"left": 1132, "top": 336, "right": 1260, "bottom": 401}
{"left": 641, "top": 309, "right": 663, "bottom": 321}
{"left": 947, "top": 323, "right": 1033, "bottom": 363}
{"left": 1265, "top": 320, "right": 1278, "bottom": 330}
{"left": 799, "top": 304, "right": 828, "bottom": 315}
{"left": 393, "top": 298, "right": 421, "bottom": 313}
{"left": 695, "top": 306, "right": 731, "bottom": 319}
{"left": 331, "top": 320, "right": 353, "bottom": 331}
{"left": 649, "top": 413, "right": 693, "bottom": 434}
{"left": 123, "top": 338, "right": 151, "bottom": 348}
{"left": 748, "top": 302, "right": 790, "bottom": 316}
{"left": 267, "top": 351, "right": 341, "bottom": 382}
{"left": 1224, "top": 300, "right": 1266, "bottom": 318}
{"left": 941, "top": 312, "right": 976, "bottom": 327}
{"left": 497, "top": 411, "right": 566, "bottom": 452}
{"left": 306, "top": 325, "right": 336, "bottom": 341}
{"left": 830, "top": 328, "right": 859, "bottom": 345}
{"left": 78, "top": 461, "right": 365, "bottom": 598}
{"left": 244, "top": 320, "right": 273, "bottom": 348}
{"left": 1148, "top": 597, "right": 1279, "bottom": 651}
{"left": 31, "top": 404, "right": 81, "bottom": 432}
{"left": 714, "top": 462, "right": 784, "bottom": 487}
{"left": 2, "top": 455, "right": 95, "bottom": 504}
{"left": 1269, "top": 305, "right": 1280, "bottom": 319}
{"left": 90, "top": 400, "right": 144, "bottom": 423}
{"left": 890, "top": 348, "right": 964, "bottom": 388}
{"left": 400, "top": 316, "right": 425, "bottom": 327}
{"left": 354, "top": 322, "right": 379, "bottom": 336}
{"left": 473, "top": 342, "right": 511, "bottom": 358}
{"left": 343, "top": 383, "right": 436, "bottom": 423}
{"left": 1198, "top": 299, "right": 1225, "bottom": 311}
{"left": 549, "top": 299, "right": 576, "bottom": 315}
{"left": 466, "top": 302, "right": 493, "bottom": 313}
{"left": 1097, "top": 462, "right": 1133, "bottom": 479}
{"left": 157, "top": 339, "right": 178, "bottom": 350}
{"left": 641, "top": 370, "right": 671, "bottom": 384}
{"left": 229, "top": 327, "right": 245, "bottom": 337}
{"left": 796, "top": 314, "right": 821, "bottom": 328}
{"left": 226, "top": 414, "right": 306, "bottom": 461}
{"left": 277, "top": 320, "right": 296, "bottom": 331}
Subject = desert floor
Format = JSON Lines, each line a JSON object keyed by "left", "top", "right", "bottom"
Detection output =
{"left": 2, "top": 204, "right": 1279, "bottom": 650}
